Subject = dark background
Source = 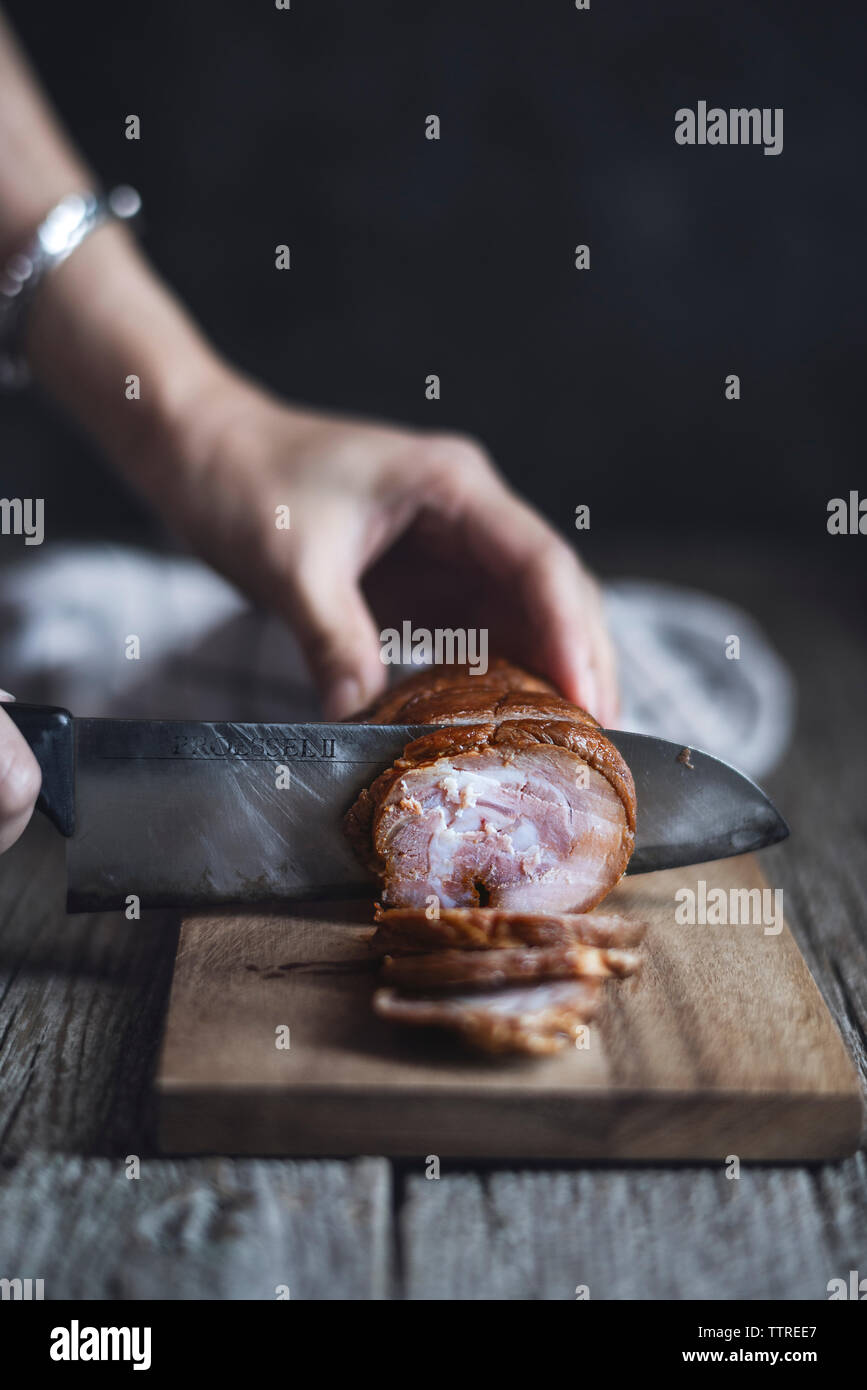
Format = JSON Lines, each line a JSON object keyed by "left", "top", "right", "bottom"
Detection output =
{"left": 1, "top": 0, "right": 864, "bottom": 595}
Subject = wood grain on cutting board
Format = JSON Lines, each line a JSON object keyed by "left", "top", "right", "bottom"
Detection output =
{"left": 155, "top": 854, "right": 861, "bottom": 1160}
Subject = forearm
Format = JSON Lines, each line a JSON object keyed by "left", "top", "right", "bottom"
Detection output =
{"left": 0, "top": 9, "right": 224, "bottom": 499}
{"left": 0, "top": 9, "right": 91, "bottom": 248}
{"left": 27, "top": 224, "right": 224, "bottom": 490}
{"left": 0, "top": 14, "right": 619, "bottom": 727}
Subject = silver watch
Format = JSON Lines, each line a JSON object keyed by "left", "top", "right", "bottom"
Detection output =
{"left": 0, "top": 185, "right": 141, "bottom": 390}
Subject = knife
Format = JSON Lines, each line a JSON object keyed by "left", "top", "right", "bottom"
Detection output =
{"left": 6, "top": 703, "right": 789, "bottom": 912}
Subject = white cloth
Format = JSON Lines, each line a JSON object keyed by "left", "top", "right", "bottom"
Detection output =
{"left": 0, "top": 544, "right": 794, "bottom": 779}
{"left": 604, "top": 580, "right": 794, "bottom": 780}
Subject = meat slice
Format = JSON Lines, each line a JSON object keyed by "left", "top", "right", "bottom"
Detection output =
{"left": 350, "top": 663, "right": 641, "bottom": 1057}
{"left": 373, "top": 979, "right": 602, "bottom": 1055}
{"left": 371, "top": 905, "right": 646, "bottom": 954}
{"left": 346, "top": 715, "right": 636, "bottom": 913}
{"left": 381, "top": 942, "right": 641, "bottom": 991}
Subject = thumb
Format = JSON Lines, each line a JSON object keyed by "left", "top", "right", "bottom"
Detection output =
{"left": 285, "top": 567, "right": 387, "bottom": 718}
{"left": 0, "top": 703, "right": 42, "bottom": 854}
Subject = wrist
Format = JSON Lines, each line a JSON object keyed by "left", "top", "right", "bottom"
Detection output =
{"left": 26, "top": 220, "right": 228, "bottom": 495}
{"left": 153, "top": 368, "right": 310, "bottom": 503}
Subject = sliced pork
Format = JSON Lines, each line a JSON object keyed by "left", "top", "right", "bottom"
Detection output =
{"left": 349, "top": 661, "right": 641, "bottom": 1057}
{"left": 373, "top": 979, "right": 602, "bottom": 1056}
{"left": 380, "top": 942, "right": 641, "bottom": 992}
{"left": 371, "top": 905, "right": 646, "bottom": 954}
{"left": 345, "top": 661, "right": 636, "bottom": 915}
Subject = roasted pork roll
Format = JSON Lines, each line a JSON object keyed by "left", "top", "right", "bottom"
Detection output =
{"left": 345, "top": 660, "right": 636, "bottom": 914}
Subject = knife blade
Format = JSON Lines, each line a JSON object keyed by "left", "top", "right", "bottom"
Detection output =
{"left": 7, "top": 705, "right": 788, "bottom": 911}
{"left": 606, "top": 730, "right": 789, "bottom": 873}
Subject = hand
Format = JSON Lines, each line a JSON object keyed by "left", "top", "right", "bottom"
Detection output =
{"left": 149, "top": 371, "right": 620, "bottom": 723}
{"left": 0, "top": 9, "right": 618, "bottom": 734}
{"left": 0, "top": 697, "right": 42, "bottom": 854}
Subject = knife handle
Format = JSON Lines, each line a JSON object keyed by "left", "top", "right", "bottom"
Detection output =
{"left": 3, "top": 702, "right": 74, "bottom": 837}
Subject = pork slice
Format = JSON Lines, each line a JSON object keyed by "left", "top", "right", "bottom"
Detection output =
{"left": 370, "top": 905, "right": 646, "bottom": 954}
{"left": 381, "top": 943, "right": 641, "bottom": 991}
{"left": 372, "top": 743, "right": 632, "bottom": 913}
{"left": 373, "top": 979, "right": 602, "bottom": 1055}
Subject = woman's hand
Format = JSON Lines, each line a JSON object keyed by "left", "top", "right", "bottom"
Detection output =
{"left": 148, "top": 371, "right": 620, "bottom": 723}
{"left": 0, "top": 698, "right": 41, "bottom": 854}
{"left": 23, "top": 217, "right": 619, "bottom": 725}
{"left": 0, "top": 7, "right": 619, "bottom": 735}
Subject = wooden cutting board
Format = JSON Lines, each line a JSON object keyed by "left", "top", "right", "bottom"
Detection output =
{"left": 155, "top": 854, "right": 862, "bottom": 1160}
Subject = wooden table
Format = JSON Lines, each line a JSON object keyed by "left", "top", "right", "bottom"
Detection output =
{"left": 1, "top": 542, "right": 864, "bottom": 1299}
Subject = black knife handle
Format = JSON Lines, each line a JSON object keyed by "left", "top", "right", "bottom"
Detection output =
{"left": 3, "top": 702, "right": 74, "bottom": 837}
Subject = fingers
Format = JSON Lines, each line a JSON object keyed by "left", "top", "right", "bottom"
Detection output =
{"left": 416, "top": 436, "right": 620, "bottom": 723}
{"left": 0, "top": 701, "right": 42, "bottom": 854}
{"left": 282, "top": 561, "right": 388, "bottom": 719}
{"left": 519, "top": 548, "right": 621, "bottom": 725}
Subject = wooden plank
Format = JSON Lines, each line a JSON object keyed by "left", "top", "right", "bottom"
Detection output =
{"left": 155, "top": 854, "right": 861, "bottom": 1160}
{"left": 0, "top": 817, "right": 179, "bottom": 1156}
{"left": 399, "top": 1152, "right": 867, "bottom": 1300}
{"left": 395, "top": 551, "right": 867, "bottom": 1301}
{"left": 760, "top": 624, "right": 867, "bottom": 1145}
{"left": 600, "top": 539, "right": 867, "bottom": 1126}
{"left": 1, "top": 543, "right": 863, "bottom": 1299}
{"left": 0, "top": 824, "right": 393, "bottom": 1299}
{"left": 0, "top": 1152, "right": 392, "bottom": 1299}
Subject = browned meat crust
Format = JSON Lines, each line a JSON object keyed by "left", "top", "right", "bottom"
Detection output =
{"left": 348, "top": 662, "right": 641, "bottom": 1056}
{"left": 352, "top": 657, "right": 580, "bottom": 726}
{"left": 345, "top": 666, "right": 637, "bottom": 904}
{"left": 381, "top": 942, "right": 641, "bottom": 991}
{"left": 372, "top": 905, "right": 646, "bottom": 954}
{"left": 373, "top": 979, "right": 602, "bottom": 1055}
